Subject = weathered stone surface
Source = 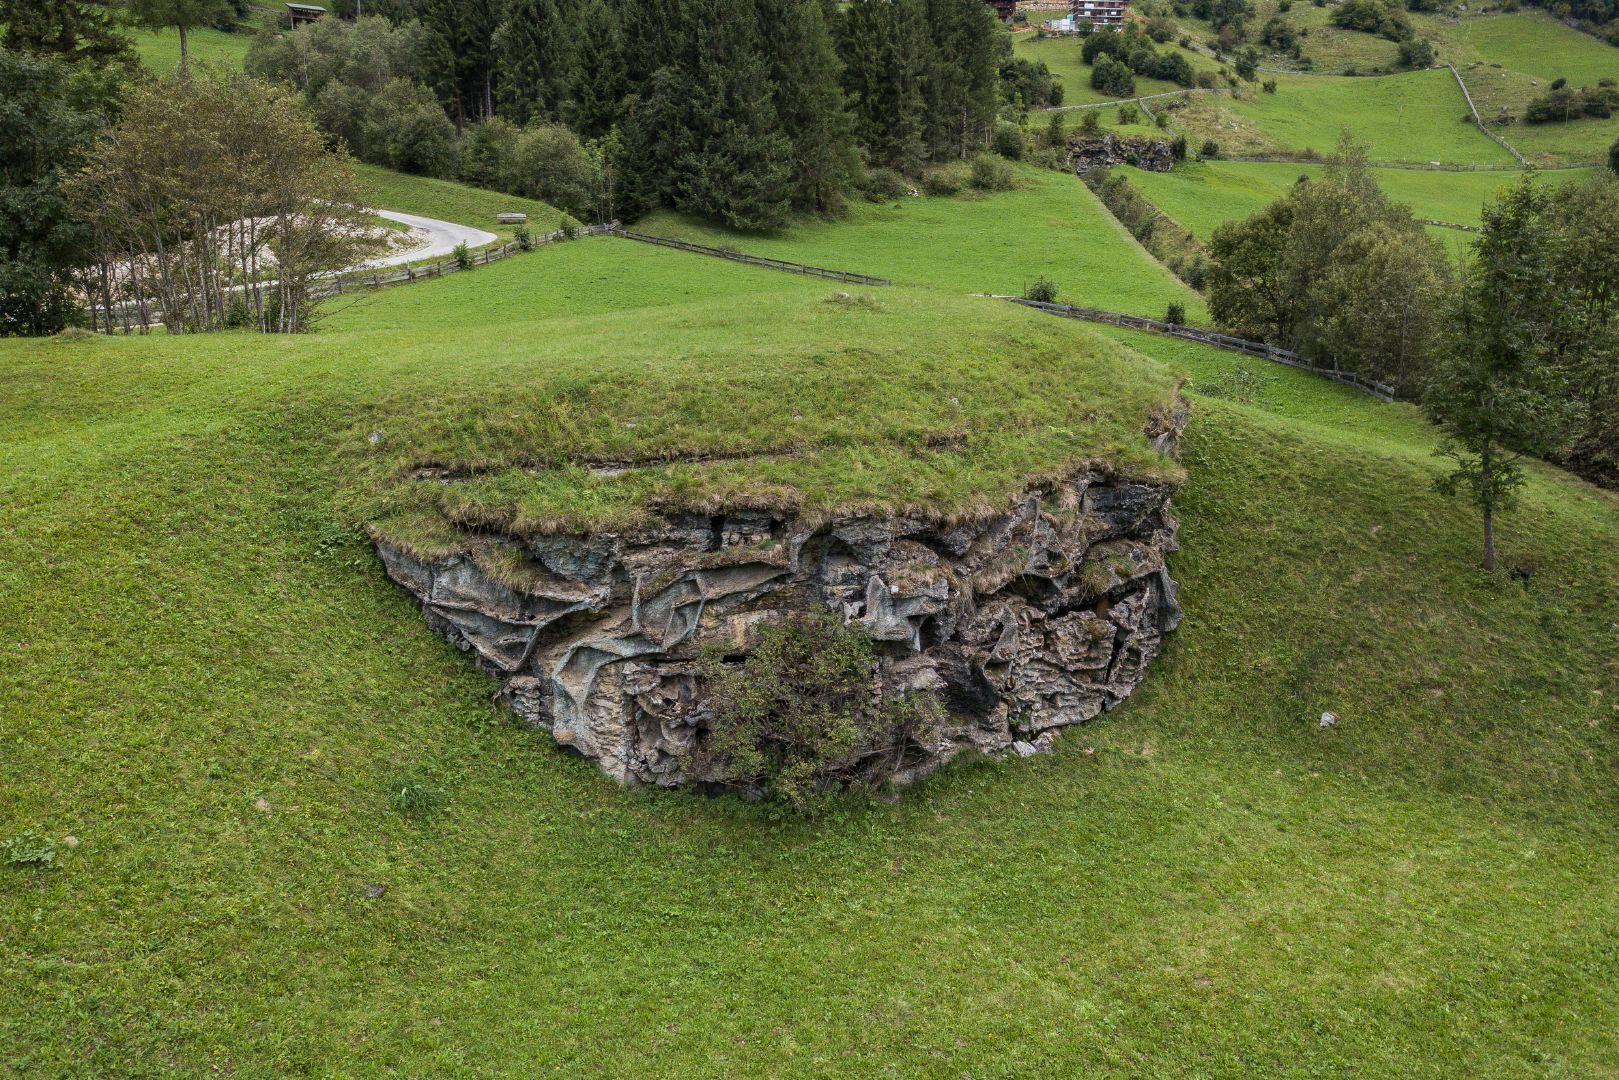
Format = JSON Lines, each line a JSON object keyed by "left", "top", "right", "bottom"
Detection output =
{"left": 377, "top": 420, "right": 1187, "bottom": 794}
{"left": 1068, "top": 132, "right": 1176, "bottom": 174}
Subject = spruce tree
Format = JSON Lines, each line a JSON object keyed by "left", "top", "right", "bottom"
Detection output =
{"left": 758, "top": 0, "right": 857, "bottom": 213}
{"left": 566, "top": 0, "right": 628, "bottom": 138}
{"left": 0, "top": 0, "right": 134, "bottom": 70}
{"left": 421, "top": 0, "right": 501, "bottom": 125}
{"left": 497, "top": 0, "right": 576, "bottom": 124}
{"left": 676, "top": 0, "right": 792, "bottom": 229}
{"left": 839, "top": 0, "right": 929, "bottom": 172}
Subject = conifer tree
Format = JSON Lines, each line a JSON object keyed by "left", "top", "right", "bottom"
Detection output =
{"left": 676, "top": 0, "right": 792, "bottom": 229}
{"left": 922, "top": 0, "right": 998, "bottom": 159}
{"left": 839, "top": 0, "right": 929, "bottom": 172}
{"left": 566, "top": 0, "right": 628, "bottom": 138}
{"left": 0, "top": 0, "right": 133, "bottom": 70}
{"left": 758, "top": 0, "right": 857, "bottom": 213}
{"left": 496, "top": 0, "right": 572, "bottom": 124}
{"left": 421, "top": 0, "right": 501, "bottom": 125}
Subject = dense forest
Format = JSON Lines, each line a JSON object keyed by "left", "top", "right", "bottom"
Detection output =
{"left": 245, "top": 0, "right": 1049, "bottom": 229}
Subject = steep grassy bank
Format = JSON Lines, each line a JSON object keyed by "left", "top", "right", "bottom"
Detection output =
{"left": 3, "top": 205, "right": 1617, "bottom": 1077}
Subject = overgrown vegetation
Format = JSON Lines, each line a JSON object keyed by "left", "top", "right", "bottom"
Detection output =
{"left": 1086, "top": 169, "right": 1209, "bottom": 291}
{"left": 66, "top": 70, "right": 380, "bottom": 333}
{"left": 697, "top": 613, "right": 945, "bottom": 810}
{"left": 1206, "top": 134, "right": 1449, "bottom": 393}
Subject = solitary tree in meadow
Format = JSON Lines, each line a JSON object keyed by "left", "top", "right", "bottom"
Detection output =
{"left": 127, "top": 0, "right": 231, "bottom": 76}
{"left": 1424, "top": 177, "right": 1582, "bottom": 572}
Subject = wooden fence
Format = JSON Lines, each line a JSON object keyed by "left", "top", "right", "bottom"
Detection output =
{"left": 613, "top": 230, "right": 891, "bottom": 286}
{"left": 994, "top": 296, "right": 1398, "bottom": 402}
{"left": 311, "top": 222, "right": 618, "bottom": 299}
{"left": 86, "top": 222, "right": 618, "bottom": 331}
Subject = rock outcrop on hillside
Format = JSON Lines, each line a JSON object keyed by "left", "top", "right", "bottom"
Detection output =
{"left": 1068, "top": 132, "right": 1177, "bottom": 174}
{"left": 376, "top": 410, "right": 1187, "bottom": 796}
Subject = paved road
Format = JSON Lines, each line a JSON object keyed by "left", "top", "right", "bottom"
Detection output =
{"left": 364, "top": 210, "right": 499, "bottom": 269}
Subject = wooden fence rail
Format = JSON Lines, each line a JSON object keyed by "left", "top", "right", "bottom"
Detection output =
{"left": 993, "top": 296, "right": 1397, "bottom": 402}
{"left": 86, "top": 222, "right": 619, "bottom": 330}
{"left": 311, "top": 221, "right": 618, "bottom": 299}
{"left": 613, "top": 230, "right": 891, "bottom": 286}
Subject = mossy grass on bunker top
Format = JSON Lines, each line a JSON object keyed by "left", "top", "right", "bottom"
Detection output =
{"left": 357, "top": 262, "right": 1185, "bottom": 553}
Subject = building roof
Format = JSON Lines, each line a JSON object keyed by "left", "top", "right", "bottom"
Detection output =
{"left": 285, "top": 4, "right": 326, "bottom": 12}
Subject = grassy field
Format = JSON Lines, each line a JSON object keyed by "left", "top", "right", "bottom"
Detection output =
{"left": 1447, "top": 13, "right": 1619, "bottom": 165}
{"left": 1157, "top": 3, "right": 1617, "bottom": 163}
{"left": 353, "top": 163, "right": 568, "bottom": 242}
{"left": 1165, "top": 70, "right": 1517, "bottom": 164}
{"left": 126, "top": 22, "right": 266, "bottom": 74}
{"left": 637, "top": 165, "right": 1206, "bottom": 320}
{"left": 4, "top": 227, "right": 1618, "bottom": 1074}
{"left": 1015, "top": 31, "right": 1217, "bottom": 107}
{"left": 1120, "top": 159, "right": 1600, "bottom": 242}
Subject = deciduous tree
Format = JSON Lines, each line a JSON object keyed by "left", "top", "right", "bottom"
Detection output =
{"left": 1425, "top": 177, "right": 1583, "bottom": 570}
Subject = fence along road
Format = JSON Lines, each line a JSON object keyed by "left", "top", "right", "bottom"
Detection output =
{"left": 991, "top": 295, "right": 1397, "bottom": 402}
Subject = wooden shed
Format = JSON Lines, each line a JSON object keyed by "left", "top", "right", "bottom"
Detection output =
{"left": 285, "top": 3, "right": 326, "bottom": 28}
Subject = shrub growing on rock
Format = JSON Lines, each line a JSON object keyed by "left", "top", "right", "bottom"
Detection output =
{"left": 696, "top": 612, "right": 944, "bottom": 810}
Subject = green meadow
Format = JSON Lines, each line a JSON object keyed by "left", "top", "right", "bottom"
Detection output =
{"left": 6, "top": 18, "right": 1619, "bottom": 1067}
{"left": 1120, "top": 158, "right": 1599, "bottom": 241}
{"left": 5, "top": 209, "right": 1617, "bottom": 1073}
{"left": 1169, "top": 69, "right": 1517, "bottom": 164}
{"left": 638, "top": 165, "right": 1206, "bottom": 319}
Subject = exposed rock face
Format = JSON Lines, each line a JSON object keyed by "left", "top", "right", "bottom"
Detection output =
{"left": 1068, "top": 132, "right": 1177, "bottom": 174}
{"left": 376, "top": 418, "right": 1186, "bottom": 795}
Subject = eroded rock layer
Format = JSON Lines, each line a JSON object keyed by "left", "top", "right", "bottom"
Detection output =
{"left": 1067, "top": 132, "right": 1177, "bottom": 174}
{"left": 377, "top": 459, "right": 1184, "bottom": 792}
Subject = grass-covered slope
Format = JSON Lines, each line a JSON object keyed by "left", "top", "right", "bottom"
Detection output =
{"left": 3, "top": 192, "right": 1618, "bottom": 1077}
{"left": 127, "top": 24, "right": 260, "bottom": 74}
{"left": 638, "top": 165, "right": 1206, "bottom": 319}
{"left": 1170, "top": 69, "right": 1517, "bottom": 164}
{"left": 352, "top": 163, "right": 568, "bottom": 241}
{"left": 1121, "top": 159, "right": 1599, "bottom": 241}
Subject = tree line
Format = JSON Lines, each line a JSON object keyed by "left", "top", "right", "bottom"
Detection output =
{"left": 1204, "top": 134, "right": 1619, "bottom": 565}
{"left": 248, "top": 0, "right": 1011, "bottom": 229}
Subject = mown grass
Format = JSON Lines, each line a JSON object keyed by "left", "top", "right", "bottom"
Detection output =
{"left": 1168, "top": 69, "right": 1517, "bottom": 164}
{"left": 4, "top": 156, "right": 1619, "bottom": 1077}
{"left": 638, "top": 164, "right": 1206, "bottom": 320}
{"left": 126, "top": 23, "right": 263, "bottom": 74}
{"left": 1120, "top": 159, "right": 1598, "bottom": 241}
{"left": 353, "top": 163, "right": 568, "bottom": 242}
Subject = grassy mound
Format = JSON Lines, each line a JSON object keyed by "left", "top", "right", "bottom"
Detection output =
{"left": 3, "top": 174, "right": 1617, "bottom": 1076}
